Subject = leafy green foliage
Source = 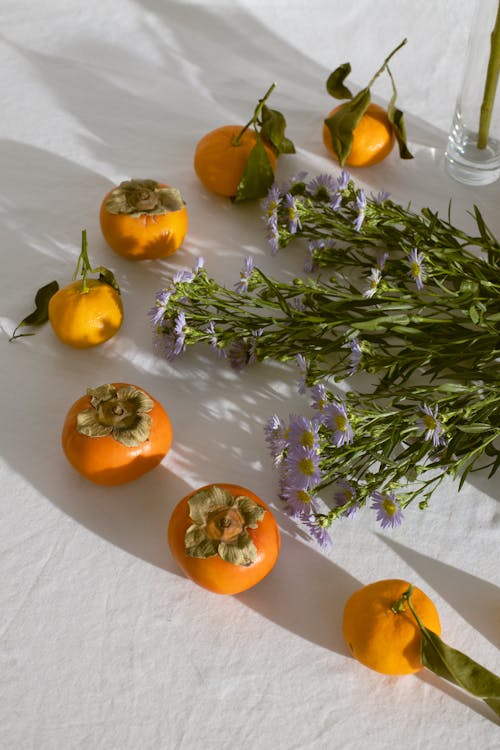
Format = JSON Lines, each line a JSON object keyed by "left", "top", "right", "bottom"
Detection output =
{"left": 324, "top": 39, "right": 413, "bottom": 165}
{"left": 235, "top": 137, "right": 275, "bottom": 202}
{"left": 10, "top": 280, "right": 59, "bottom": 340}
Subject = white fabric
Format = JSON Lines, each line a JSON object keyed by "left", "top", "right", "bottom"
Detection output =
{"left": 1, "top": 1, "right": 499, "bottom": 748}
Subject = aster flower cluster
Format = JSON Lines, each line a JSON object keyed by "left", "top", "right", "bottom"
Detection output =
{"left": 150, "top": 173, "right": 500, "bottom": 545}
{"left": 265, "top": 376, "right": 499, "bottom": 546}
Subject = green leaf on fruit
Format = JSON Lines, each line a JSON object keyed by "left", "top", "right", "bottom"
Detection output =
{"left": 387, "top": 67, "right": 413, "bottom": 159}
{"left": 326, "top": 63, "right": 353, "bottom": 99}
{"left": 404, "top": 587, "right": 500, "bottom": 719}
{"left": 324, "top": 87, "right": 371, "bottom": 167}
{"left": 261, "top": 105, "right": 296, "bottom": 155}
{"left": 10, "top": 280, "right": 59, "bottom": 341}
{"left": 234, "top": 136, "right": 275, "bottom": 202}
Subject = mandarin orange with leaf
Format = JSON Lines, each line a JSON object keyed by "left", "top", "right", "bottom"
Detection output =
{"left": 48, "top": 229, "right": 123, "bottom": 348}
{"left": 323, "top": 102, "right": 395, "bottom": 168}
{"left": 342, "top": 579, "right": 441, "bottom": 675}
{"left": 194, "top": 125, "right": 277, "bottom": 199}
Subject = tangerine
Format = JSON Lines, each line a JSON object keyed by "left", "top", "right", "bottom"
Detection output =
{"left": 194, "top": 125, "right": 277, "bottom": 198}
{"left": 342, "top": 579, "right": 441, "bottom": 675}
{"left": 48, "top": 278, "right": 123, "bottom": 348}
{"left": 100, "top": 179, "right": 188, "bottom": 260}
{"left": 323, "top": 102, "right": 395, "bottom": 167}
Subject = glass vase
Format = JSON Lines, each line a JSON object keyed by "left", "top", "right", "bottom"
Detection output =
{"left": 444, "top": 0, "right": 500, "bottom": 186}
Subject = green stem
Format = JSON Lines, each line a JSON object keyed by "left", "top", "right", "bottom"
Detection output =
{"left": 391, "top": 584, "right": 414, "bottom": 614}
{"left": 73, "top": 229, "right": 92, "bottom": 293}
{"left": 367, "top": 38, "right": 407, "bottom": 89}
{"left": 477, "top": 1, "right": 500, "bottom": 148}
{"left": 233, "top": 82, "right": 276, "bottom": 145}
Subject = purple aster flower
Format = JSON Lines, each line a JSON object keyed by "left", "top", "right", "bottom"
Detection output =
{"left": 295, "top": 353, "right": 308, "bottom": 394}
{"left": 304, "top": 247, "right": 318, "bottom": 274}
{"left": 418, "top": 403, "right": 447, "bottom": 447}
{"left": 371, "top": 490, "right": 404, "bottom": 529}
{"left": 173, "top": 311, "right": 187, "bottom": 356}
{"left": 262, "top": 184, "right": 281, "bottom": 217}
{"left": 303, "top": 518, "right": 333, "bottom": 549}
{"left": 348, "top": 338, "right": 363, "bottom": 375}
{"left": 148, "top": 288, "right": 173, "bottom": 326}
{"left": 204, "top": 321, "right": 226, "bottom": 359}
{"left": 330, "top": 193, "right": 343, "bottom": 211}
{"left": 173, "top": 269, "right": 195, "bottom": 285}
{"left": 281, "top": 485, "right": 320, "bottom": 519}
{"left": 235, "top": 256, "right": 254, "bottom": 293}
{"left": 323, "top": 402, "right": 354, "bottom": 447}
{"left": 334, "top": 480, "right": 358, "bottom": 518}
{"left": 265, "top": 220, "right": 281, "bottom": 256}
{"left": 264, "top": 414, "right": 288, "bottom": 466}
{"left": 362, "top": 267, "right": 382, "bottom": 298}
{"left": 194, "top": 256, "right": 205, "bottom": 273}
{"left": 371, "top": 189, "right": 391, "bottom": 203}
{"left": 376, "top": 251, "right": 389, "bottom": 270}
{"left": 227, "top": 339, "right": 248, "bottom": 371}
{"left": 408, "top": 247, "right": 426, "bottom": 290}
{"left": 307, "top": 173, "right": 338, "bottom": 201}
{"left": 337, "top": 170, "right": 350, "bottom": 190}
{"left": 284, "top": 193, "right": 302, "bottom": 234}
{"left": 287, "top": 415, "right": 320, "bottom": 452}
{"left": 353, "top": 189, "right": 366, "bottom": 232}
{"left": 283, "top": 446, "right": 323, "bottom": 491}
{"left": 280, "top": 171, "right": 308, "bottom": 194}
{"left": 310, "top": 382, "right": 328, "bottom": 413}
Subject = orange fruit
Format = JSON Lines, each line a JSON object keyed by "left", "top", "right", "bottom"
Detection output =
{"left": 342, "top": 579, "right": 441, "bottom": 675}
{"left": 62, "top": 382, "right": 172, "bottom": 485}
{"left": 194, "top": 125, "right": 277, "bottom": 198}
{"left": 48, "top": 278, "right": 123, "bottom": 348}
{"left": 323, "top": 102, "right": 395, "bottom": 167}
{"left": 168, "top": 483, "right": 280, "bottom": 595}
{"left": 100, "top": 179, "right": 188, "bottom": 260}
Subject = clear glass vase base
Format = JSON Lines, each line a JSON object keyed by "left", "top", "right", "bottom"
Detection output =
{"left": 445, "top": 132, "right": 500, "bottom": 186}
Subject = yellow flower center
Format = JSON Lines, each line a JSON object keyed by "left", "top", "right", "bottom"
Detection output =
{"left": 382, "top": 496, "right": 397, "bottom": 516}
{"left": 299, "top": 457, "right": 316, "bottom": 476}
{"left": 301, "top": 430, "right": 315, "bottom": 449}
{"left": 422, "top": 414, "right": 437, "bottom": 430}
{"left": 335, "top": 414, "right": 347, "bottom": 432}
{"left": 297, "top": 490, "right": 311, "bottom": 504}
{"left": 410, "top": 261, "right": 421, "bottom": 278}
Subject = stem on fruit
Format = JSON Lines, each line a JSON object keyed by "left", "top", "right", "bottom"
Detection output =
{"left": 390, "top": 584, "right": 414, "bottom": 614}
{"left": 73, "top": 229, "right": 93, "bottom": 293}
{"left": 233, "top": 82, "right": 277, "bottom": 145}
{"left": 367, "top": 38, "right": 407, "bottom": 90}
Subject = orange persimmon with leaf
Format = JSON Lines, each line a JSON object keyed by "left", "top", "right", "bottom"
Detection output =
{"left": 168, "top": 483, "right": 280, "bottom": 594}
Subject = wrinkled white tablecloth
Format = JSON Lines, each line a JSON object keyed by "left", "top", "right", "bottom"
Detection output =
{"left": 1, "top": 1, "right": 499, "bottom": 748}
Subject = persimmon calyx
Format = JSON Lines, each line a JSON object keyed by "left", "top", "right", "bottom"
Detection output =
{"left": 76, "top": 384, "right": 154, "bottom": 447}
{"left": 104, "top": 179, "right": 185, "bottom": 217}
{"left": 185, "top": 485, "right": 266, "bottom": 566}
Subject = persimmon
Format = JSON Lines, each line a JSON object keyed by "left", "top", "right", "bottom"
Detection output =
{"left": 100, "top": 179, "right": 188, "bottom": 260}
{"left": 323, "top": 102, "right": 395, "bottom": 168}
{"left": 48, "top": 229, "right": 123, "bottom": 348}
{"left": 168, "top": 483, "right": 280, "bottom": 594}
{"left": 62, "top": 382, "right": 172, "bottom": 486}
{"left": 342, "top": 579, "right": 442, "bottom": 675}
